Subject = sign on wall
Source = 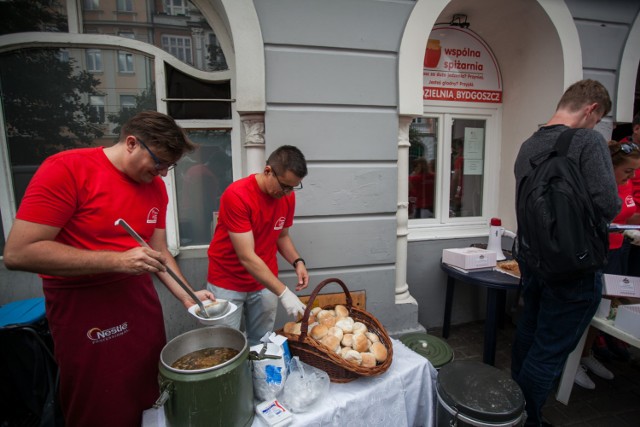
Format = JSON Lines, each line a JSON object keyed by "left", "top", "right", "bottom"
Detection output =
{"left": 423, "top": 26, "right": 502, "bottom": 104}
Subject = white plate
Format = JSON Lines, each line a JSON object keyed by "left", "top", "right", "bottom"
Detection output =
{"left": 188, "top": 300, "right": 238, "bottom": 326}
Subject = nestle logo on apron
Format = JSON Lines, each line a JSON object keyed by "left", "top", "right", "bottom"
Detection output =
{"left": 86, "top": 322, "right": 129, "bottom": 343}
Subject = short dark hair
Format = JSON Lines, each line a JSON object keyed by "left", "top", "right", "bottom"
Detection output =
{"left": 633, "top": 113, "right": 640, "bottom": 127}
{"left": 557, "top": 79, "right": 612, "bottom": 117}
{"left": 121, "top": 111, "right": 195, "bottom": 159}
{"left": 267, "top": 145, "right": 308, "bottom": 178}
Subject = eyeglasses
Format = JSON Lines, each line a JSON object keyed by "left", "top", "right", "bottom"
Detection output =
{"left": 137, "top": 138, "right": 177, "bottom": 171}
{"left": 614, "top": 142, "right": 640, "bottom": 156}
{"left": 271, "top": 168, "right": 303, "bottom": 192}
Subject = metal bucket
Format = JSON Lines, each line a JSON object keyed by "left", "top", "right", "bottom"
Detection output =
{"left": 436, "top": 360, "right": 525, "bottom": 427}
{"left": 156, "top": 326, "right": 254, "bottom": 427}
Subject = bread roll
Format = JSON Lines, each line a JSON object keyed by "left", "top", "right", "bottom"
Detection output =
{"left": 321, "top": 334, "right": 341, "bottom": 353}
{"left": 370, "top": 341, "right": 388, "bottom": 362}
{"left": 341, "top": 333, "right": 354, "bottom": 348}
{"left": 352, "top": 322, "right": 367, "bottom": 335}
{"left": 283, "top": 321, "right": 301, "bottom": 335}
{"left": 365, "top": 332, "right": 379, "bottom": 343}
{"left": 310, "top": 324, "right": 328, "bottom": 340}
{"left": 319, "top": 315, "right": 337, "bottom": 328}
{"left": 352, "top": 332, "right": 371, "bottom": 352}
{"left": 328, "top": 326, "right": 344, "bottom": 340}
{"left": 334, "top": 304, "right": 349, "bottom": 318}
{"left": 316, "top": 309, "right": 336, "bottom": 322}
{"left": 310, "top": 306, "right": 322, "bottom": 316}
{"left": 339, "top": 346, "right": 351, "bottom": 358}
{"left": 361, "top": 352, "right": 377, "bottom": 368}
{"left": 335, "top": 317, "right": 354, "bottom": 333}
{"left": 343, "top": 349, "right": 362, "bottom": 366}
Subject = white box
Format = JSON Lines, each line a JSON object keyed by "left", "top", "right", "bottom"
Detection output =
{"left": 614, "top": 304, "right": 640, "bottom": 339}
{"left": 603, "top": 274, "right": 640, "bottom": 298}
{"left": 442, "top": 247, "right": 497, "bottom": 270}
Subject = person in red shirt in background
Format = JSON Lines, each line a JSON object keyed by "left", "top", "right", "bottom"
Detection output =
{"left": 3, "top": 111, "right": 214, "bottom": 427}
{"left": 574, "top": 139, "right": 640, "bottom": 389}
{"left": 409, "top": 157, "right": 435, "bottom": 218}
{"left": 621, "top": 113, "right": 640, "bottom": 276}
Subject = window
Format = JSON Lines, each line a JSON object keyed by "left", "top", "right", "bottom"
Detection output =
{"left": 162, "top": 35, "right": 192, "bottom": 65}
{"left": 90, "top": 96, "right": 106, "bottom": 123}
{"left": 408, "top": 109, "right": 500, "bottom": 239}
{"left": 120, "top": 95, "right": 136, "bottom": 111}
{"left": 176, "top": 130, "right": 232, "bottom": 246}
{"left": 118, "top": 51, "right": 134, "bottom": 73}
{"left": 164, "top": 0, "right": 187, "bottom": 16}
{"left": 84, "top": 0, "right": 99, "bottom": 11}
{"left": 86, "top": 49, "right": 102, "bottom": 72}
{"left": 116, "top": 0, "right": 133, "bottom": 12}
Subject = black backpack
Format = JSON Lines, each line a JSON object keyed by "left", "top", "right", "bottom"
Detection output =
{"left": 515, "top": 128, "right": 609, "bottom": 282}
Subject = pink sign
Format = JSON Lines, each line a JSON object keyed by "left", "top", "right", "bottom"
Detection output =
{"left": 423, "top": 26, "right": 502, "bottom": 104}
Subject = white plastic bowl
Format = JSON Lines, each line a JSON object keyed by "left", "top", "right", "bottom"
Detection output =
{"left": 188, "top": 300, "right": 238, "bottom": 326}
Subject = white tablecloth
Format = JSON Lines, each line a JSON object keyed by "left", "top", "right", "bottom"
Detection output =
{"left": 143, "top": 338, "right": 438, "bottom": 427}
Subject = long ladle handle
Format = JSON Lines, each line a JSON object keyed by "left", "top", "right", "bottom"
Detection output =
{"left": 114, "top": 218, "right": 210, "bottom": 318}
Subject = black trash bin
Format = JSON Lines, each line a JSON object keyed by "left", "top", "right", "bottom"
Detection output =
{"left": 436, "top": 360, "right": 525, "bottom": 427}
{"left": 0, "top": 298, "right": 64, "bottom": 427}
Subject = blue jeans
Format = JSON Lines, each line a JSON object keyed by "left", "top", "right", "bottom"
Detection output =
{"left": 206, "top": 283, "right": 278, "bottom": 346}
{"left": 511, "top": 266, "right": 603, "bottom": 426}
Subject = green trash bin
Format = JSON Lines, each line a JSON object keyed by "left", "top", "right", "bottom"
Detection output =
{"left": 400, "top": 332, "right": 454, "bottom": 369}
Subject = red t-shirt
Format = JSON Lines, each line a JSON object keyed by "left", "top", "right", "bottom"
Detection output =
{"left": 409, "top": 172, "right": 435, "bottom": 209}
{"left": 610, "top": 181, "right": 636, "bottom": 249}
{"left": 621, "top": 136, "right": 640, "bottom": 212}
{"left": 207, "top": 174, "right": 295, "bottom": 292}
{"left": 17, "top": 147, "right": 167, "bottom": 263}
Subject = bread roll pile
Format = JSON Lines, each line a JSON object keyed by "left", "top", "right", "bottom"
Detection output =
{"left": 282, "top": 305, "right": 388, "bottom": 367}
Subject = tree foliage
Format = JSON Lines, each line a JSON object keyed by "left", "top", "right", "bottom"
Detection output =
{"left": 0, "top": 0, "right": 103, "bottom": 165}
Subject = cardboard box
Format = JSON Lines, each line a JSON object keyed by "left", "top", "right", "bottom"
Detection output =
{"left": 614, "top": 304, "right": 640, "bottom": 339}
{"left": 603, "top": 274, "right": 640, "bottom": 298}
{"left": 442, "top": 247, "right": 497, "bottom": 270}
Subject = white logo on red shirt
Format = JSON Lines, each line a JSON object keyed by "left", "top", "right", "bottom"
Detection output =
{"left": 274, "top": 217, "right": 285, "bottom": 230}
{"left": 147, "top": 207, "right": 159, "bottom": 224}
{"left": 625, "top": 195, "right": 635, "bottom": 208}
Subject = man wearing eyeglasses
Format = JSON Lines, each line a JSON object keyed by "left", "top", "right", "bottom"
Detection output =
{"left": 621, "top": 113, "right": 640, "bottom": 275}
{"left": 3, "top": 111, "right": 214, "bottom": 427}
{"left": 206, "top": 145, "right": 309, "bottom": 345}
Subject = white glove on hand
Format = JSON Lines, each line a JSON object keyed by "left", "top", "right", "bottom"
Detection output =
{"left": 279, "top": 287, "right": 306, "bottom": 317}
{"left": 624, "top": 229, "right": 640, "bottom": 246}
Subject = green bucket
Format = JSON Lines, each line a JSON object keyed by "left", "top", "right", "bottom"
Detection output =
{"left": 156, "top": 326, "right": 254, "bottom": 427}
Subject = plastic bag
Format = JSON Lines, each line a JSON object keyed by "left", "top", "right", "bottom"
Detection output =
{"left": 278, "top": 356, "right": 330, "bottom": 413}
{"left": 251, "top": 342, "right": 288, "bottom": 401}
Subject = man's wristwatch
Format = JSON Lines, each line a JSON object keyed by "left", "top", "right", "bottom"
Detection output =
{"left": 292, "top": 258, "right": 305, "bottom": 268}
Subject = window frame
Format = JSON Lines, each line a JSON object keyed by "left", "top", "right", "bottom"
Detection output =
{"left": 408, "top": 105, "right": 502, "bottom": 241}
{"left": 86, "top": 48, "right": 102, "bottom": 72}
{"left": 161, "top": 35, "right": 193, "bottom": 65}
{"left": 117, "top": 50, "right": 134, "bottom": 73}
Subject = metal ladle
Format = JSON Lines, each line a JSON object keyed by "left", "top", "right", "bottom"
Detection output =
{"left": 114, "top": 218, "right": 218, "bottom": 318}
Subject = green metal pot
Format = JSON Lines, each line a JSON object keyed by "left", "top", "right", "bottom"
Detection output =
{"left": 155, "top": 326, "right": 254, "bottom": 427}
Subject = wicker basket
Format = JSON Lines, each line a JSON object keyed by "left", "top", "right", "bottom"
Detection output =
{"left": 276, "top": 278, "right": 393, "bottom": 383}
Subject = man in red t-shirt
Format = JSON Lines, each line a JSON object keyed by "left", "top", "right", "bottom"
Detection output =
{"left": 621, "top": 113, "right": 640, "bottom": 275}
{"left": 3, "top": 111, "right": 214, "bottom": 427}
{"left": 207, "top": 145, "right": 309, "bottom": 345}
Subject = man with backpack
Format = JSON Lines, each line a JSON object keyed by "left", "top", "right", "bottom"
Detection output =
{"left": 511, "top": 79, "right": 621, "bottom": 427}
